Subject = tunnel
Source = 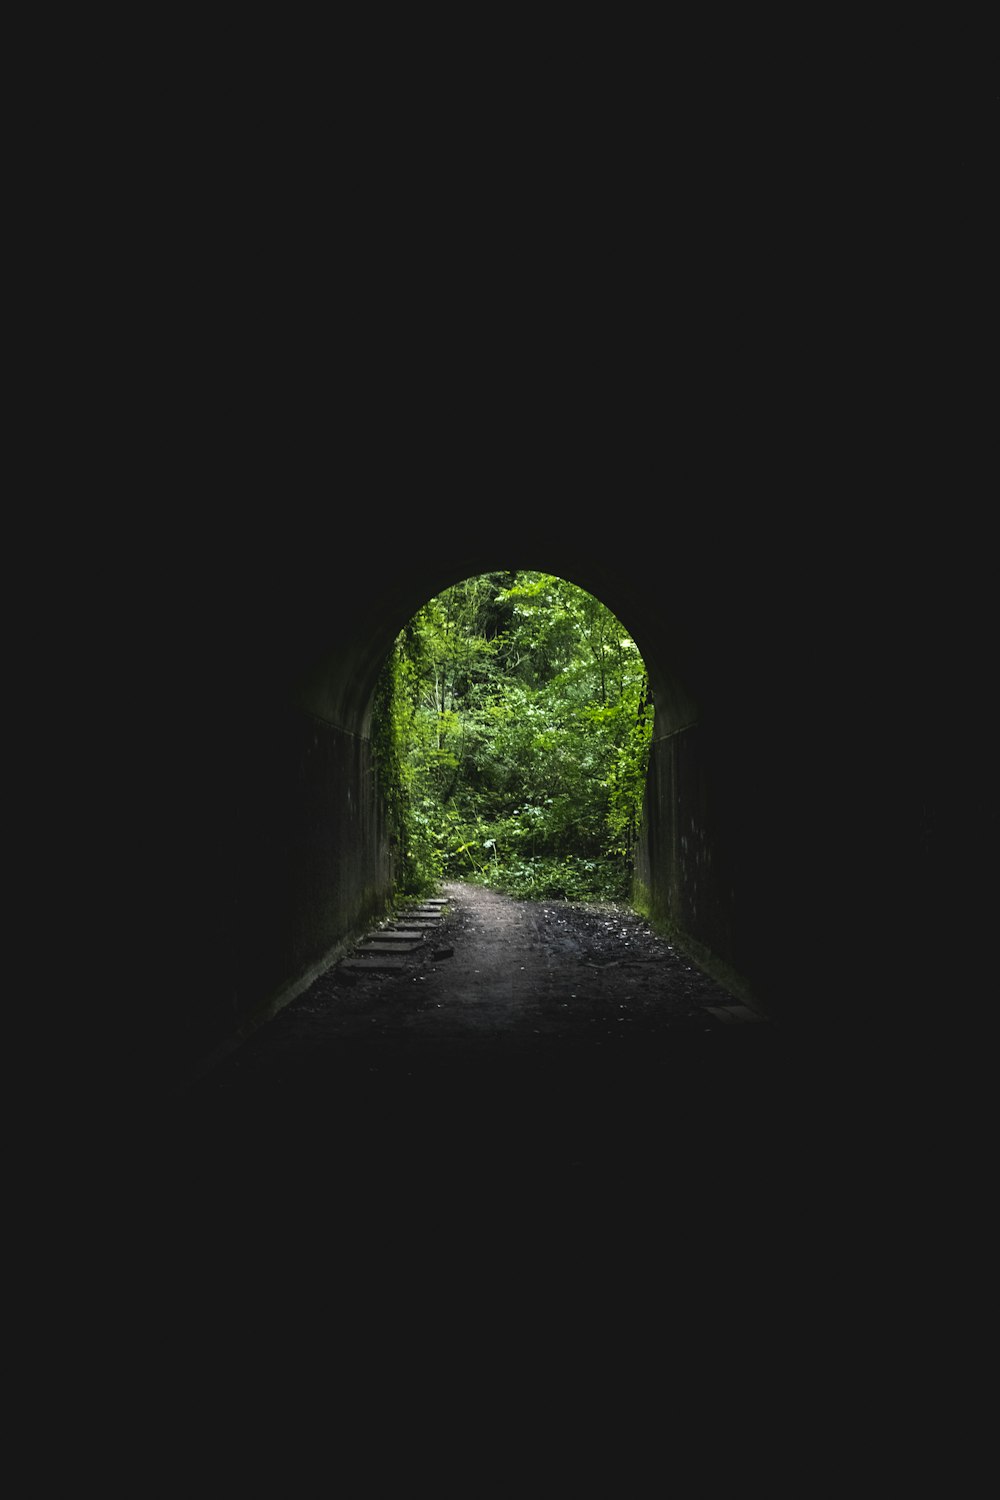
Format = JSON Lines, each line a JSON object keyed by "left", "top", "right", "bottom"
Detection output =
{"left": 110, "top": 99, "right": 998, "bottom": 1459}
{"left": 161, "top": 494, "right": 989, "bottom": 1102}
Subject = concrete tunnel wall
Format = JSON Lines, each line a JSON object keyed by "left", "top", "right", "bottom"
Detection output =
{"left": 169, "top": 508, "right": 991, "bottom": 1090}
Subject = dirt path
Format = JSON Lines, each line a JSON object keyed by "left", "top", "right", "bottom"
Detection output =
{"left": 165, "top": 882, "right": 792, "bottom": 1197}
{"left": 139, "top": 883, "right": 832, "bottom": 1414}
{"left": 183, "top": 880, "right": 763, "bottom": 1090}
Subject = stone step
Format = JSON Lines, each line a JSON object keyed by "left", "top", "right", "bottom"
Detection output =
{"left": 339, "top": 956, "right": 411, "bottom": 973}
{"left": 356, "top": 939, "right": 423, "bottom": 955}
{"left": 368, "top": 929, "right": 425, "bottom": 942}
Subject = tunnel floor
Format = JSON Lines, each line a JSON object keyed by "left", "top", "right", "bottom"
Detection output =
{"left": 160, "top": 882, "right": 812, "bottom": 1210}
{"left": 134, "top": 881, "right": 939, "bottom": 1416}
{"left": 189, "top": 881, "right": 770, "bottom": 1081}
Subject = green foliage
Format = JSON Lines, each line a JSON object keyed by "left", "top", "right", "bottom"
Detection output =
{"left": 377, "top": 571, "right": 654, "bottom": 901}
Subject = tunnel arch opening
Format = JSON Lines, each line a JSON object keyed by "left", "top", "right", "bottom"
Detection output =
{"left": 372, "top": 568, "right": 662, "bottom": 907}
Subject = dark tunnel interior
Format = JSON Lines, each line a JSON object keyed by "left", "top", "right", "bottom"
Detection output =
{"left": 158, "top": 501, "right": 994, "bottom": 1110}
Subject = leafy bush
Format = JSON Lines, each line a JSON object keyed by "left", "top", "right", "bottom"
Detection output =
{"left": 467, "top": 854, "right": 633, "bottom": 903}
{"left": 376, "top": 571, "right": 653, "bottom": 904}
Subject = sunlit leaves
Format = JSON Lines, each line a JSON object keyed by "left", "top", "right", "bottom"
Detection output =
{"left": 383, "top": 570, "right": 653, "bottom": 899}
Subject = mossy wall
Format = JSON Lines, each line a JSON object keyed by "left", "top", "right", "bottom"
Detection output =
{"left": 634, "top": 722, "right": 747, "bottom": 995}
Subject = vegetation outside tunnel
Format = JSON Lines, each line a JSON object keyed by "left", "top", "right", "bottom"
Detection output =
{"left": 373, "top": 571, "right": 654, "bottom": 903}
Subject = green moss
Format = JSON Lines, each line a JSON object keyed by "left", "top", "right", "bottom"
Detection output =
{"left": 371, "top": 648, "right": 407, "bottom": 849}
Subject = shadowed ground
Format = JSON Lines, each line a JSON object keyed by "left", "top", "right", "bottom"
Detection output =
{"left": 156, "top": 884, "right": 822, "bottom": 1209}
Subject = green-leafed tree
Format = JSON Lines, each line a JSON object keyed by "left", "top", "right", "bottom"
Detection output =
{"left": 376, "top": 571, "right": 653, "bottom": 900}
